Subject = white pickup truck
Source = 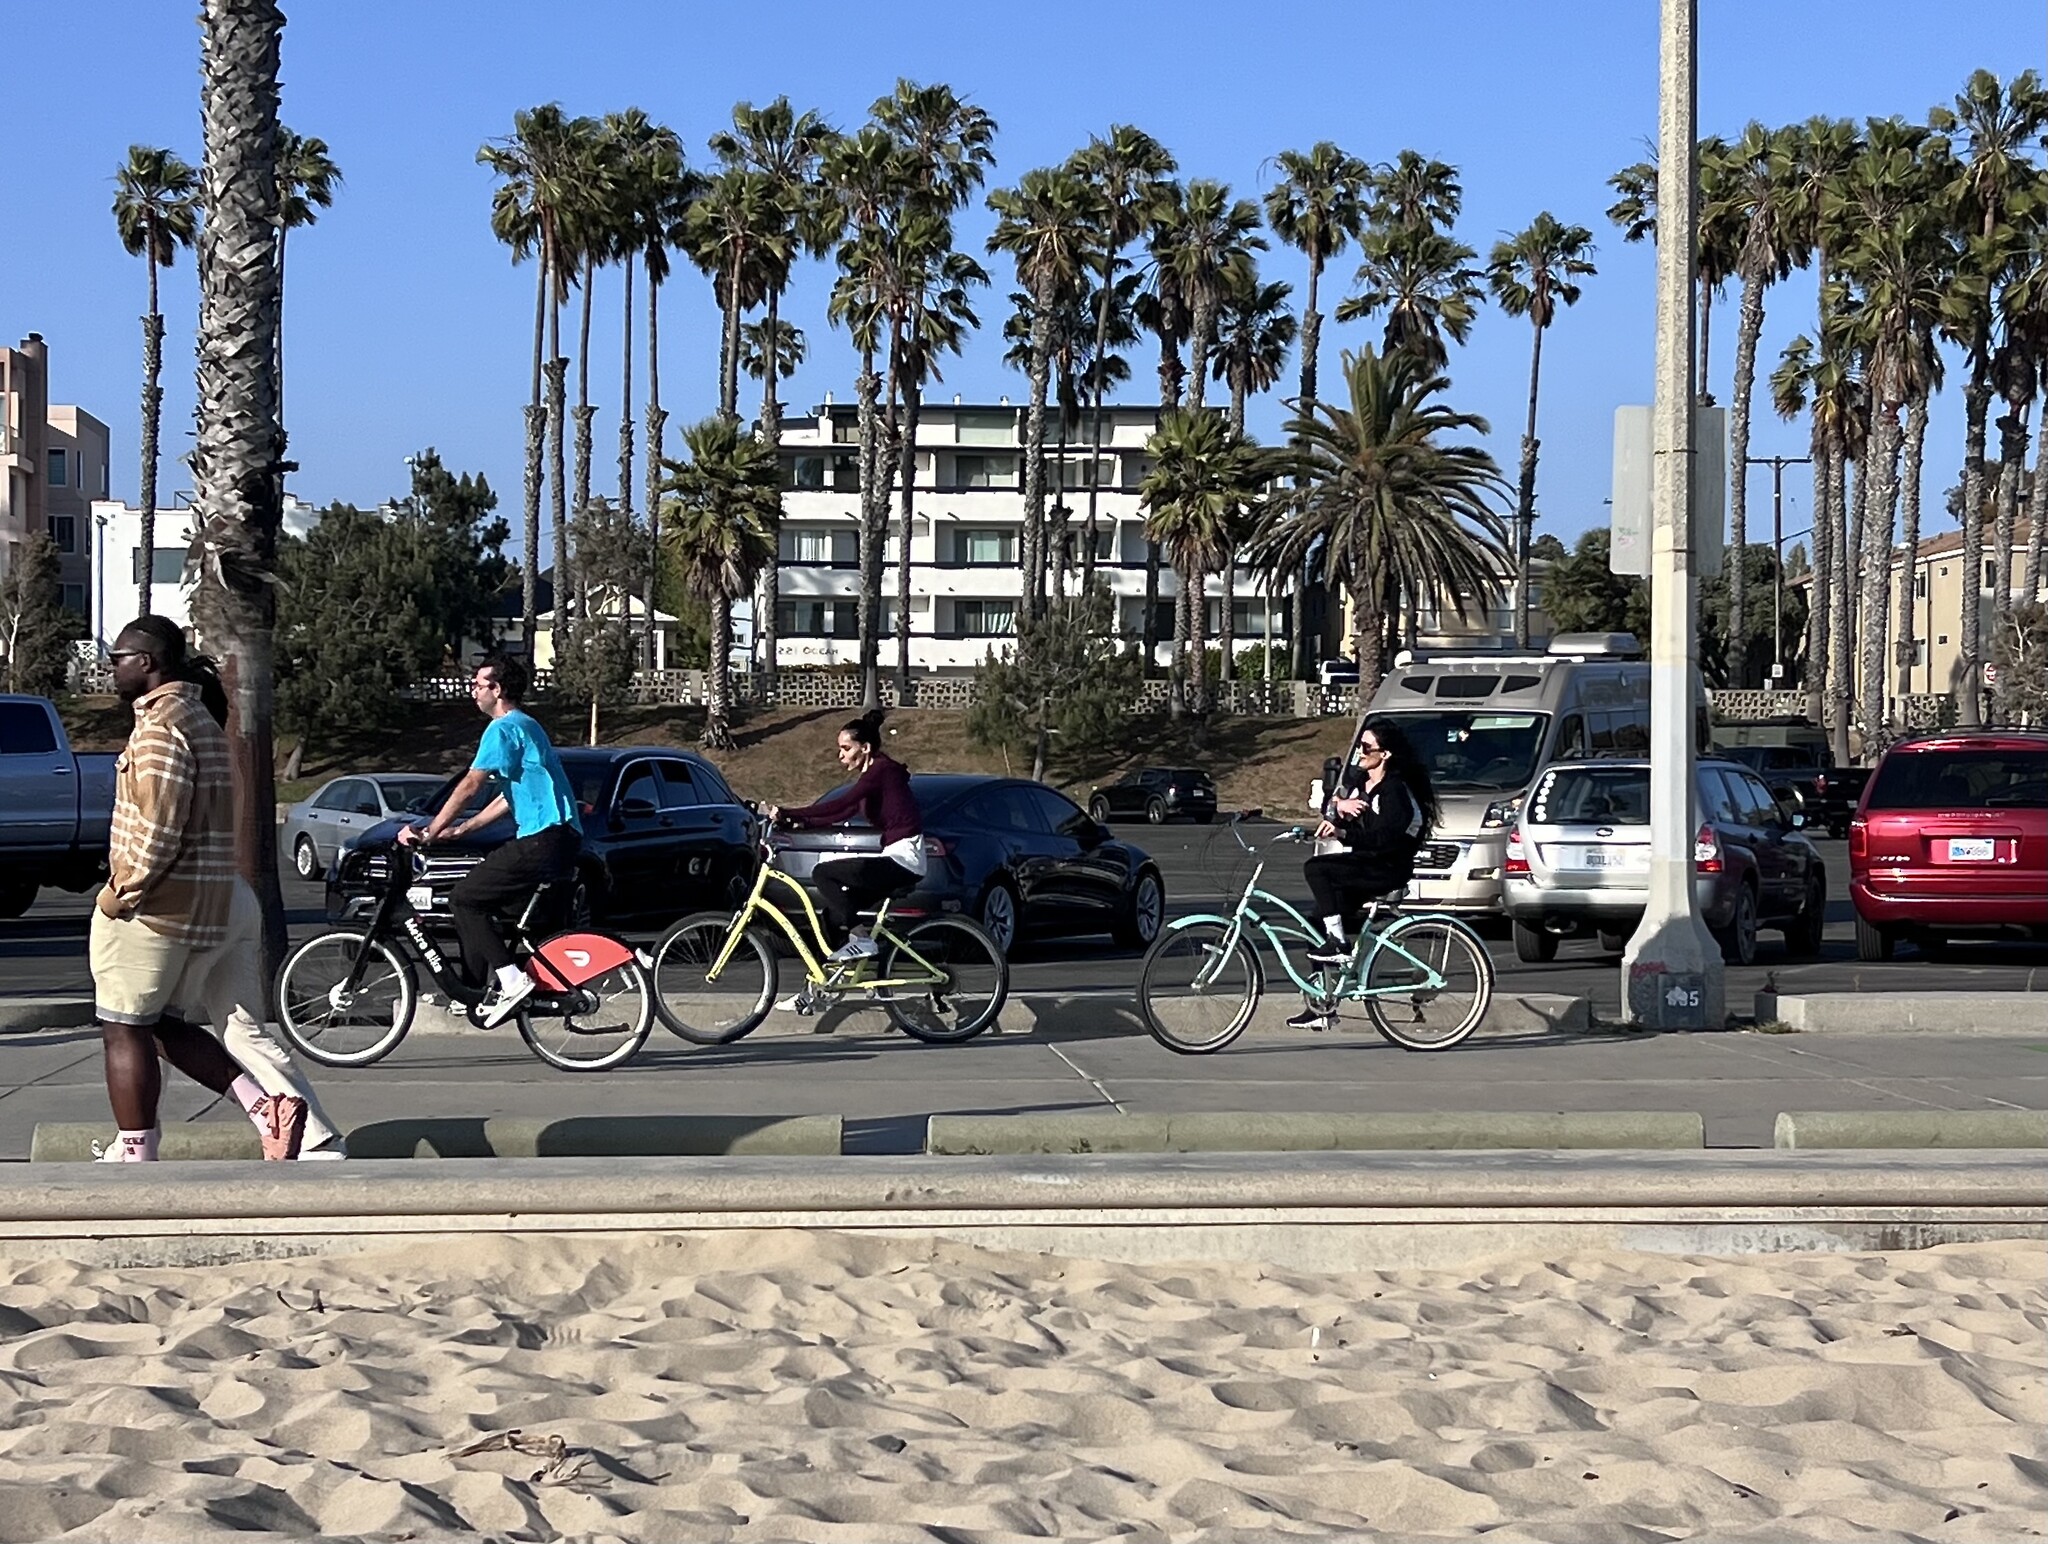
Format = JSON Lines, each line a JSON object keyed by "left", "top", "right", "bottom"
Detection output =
{"left": 0, "top": 695, "right": 117, "bottom": 917}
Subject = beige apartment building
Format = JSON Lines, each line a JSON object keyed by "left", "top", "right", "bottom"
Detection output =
{"left": 1833, "top": 521, "right": 2043, "bottom": 705}
{"left": 1, "top": 332, "right": 109, "bottom": 616}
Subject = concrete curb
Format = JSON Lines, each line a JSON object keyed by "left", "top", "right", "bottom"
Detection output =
{"left": 0, "top": 996, "right": 94, "bottom": 1033}
{"left": 30, "top": 1114, "right": 844, "bottom": 1163}
{"left": 1759, "top": 991, "right": 2048, "bottom": 1035}
{"left": 1775, "top": 1110, "right": 2048, "bottom": 1150}
{"left": 926, "top": 1110, "right": 1704, "bottom": 1155}
{"left": 1, "top": 1150, "right": 2039, "bottom": 1272}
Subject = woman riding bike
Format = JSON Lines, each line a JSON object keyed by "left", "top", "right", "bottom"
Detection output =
{"left": 764, "top": 710, "right": 925, "bottom": 964}
{"left": 1290, "top": 716, "right": 1442, "bottom": 1030}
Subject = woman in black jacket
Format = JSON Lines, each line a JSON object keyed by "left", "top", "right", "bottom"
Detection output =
{"left": 1290, "top": 717, "right": 1441, "bottom": 1029}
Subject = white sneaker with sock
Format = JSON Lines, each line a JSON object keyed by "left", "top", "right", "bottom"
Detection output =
{"left": 826, "top": 935, "right": 878, "bottom": 964}
{"left": 477, "top": 966, "right": 536, "bottom": 1027}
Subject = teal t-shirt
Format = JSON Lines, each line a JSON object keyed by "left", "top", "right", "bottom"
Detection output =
{"left": 471, "top": 710, "right": 582, "bottom": 837}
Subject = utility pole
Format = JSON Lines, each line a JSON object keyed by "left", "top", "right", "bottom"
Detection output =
{"left": 1623, "top": 0, "right": 1722, "bottom": 1030}
{"left": 1745, "top": 453, "right": 1811, "bottom": 681}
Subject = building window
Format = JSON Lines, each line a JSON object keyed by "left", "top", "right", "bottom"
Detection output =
{"left": 45, "top": 449, "right": 66, "bottom": 486}
{"left": 787, "top": 455, "right": 826, "bottom": 490}
{"left": 953, "top": 528, "right": 1016, "bottom": 565}
{"left": 1912, "top": 639, "right": 1927, "bottom": 666}
{"left": 952, "top": 453, "right": 1018, "bottom": 489}
{"left": 1913, "top": 571, "right": 1926, "bottom": 599}
{"left": 47, "top": 515, "right": 76, "bottom": 554}
{"left": 1984, "top": 559, "right": 1999, "bottom": 591}
{"left": 99, "top": 457, "right": 108, "bottom": 496}
{"left": 955, "top": 409, "right": 1015, "bottom": 446}
{"left": 133, "top": 546, "right": 187, "bottom": 585}
{"left": 954, "top": 600, "right": 1015, "bottom": 638}
{"left": 60, "top": 583, "right": 86, "bottom": 616}
{"left": 1050, "top": 456, "right": 1115, "bottom": 489}
{"left": 776, "top": 599, "right": 861, "bottom": 639}
{"left": 780, "top": 527, "right": 856, "bottom": 567}
{"left": 1937, "top": 633, "right": 1949, "bottom": 645}
{"left": 1938, "top": 564, "right": 1950, "bottom": 577}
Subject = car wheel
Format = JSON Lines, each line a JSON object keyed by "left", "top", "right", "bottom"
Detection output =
{"left": 1145, "top": 798, "right": 1167, "bottom": 824}
{"left": 293, "top": 835, "right": 322, "bottom": 881}
{"left": 1113, "top": 868, "right": 1166, "bottom": 949}
{"left": 1854, "top": 913, "right": 1895, "bottom": 962}
{"left": 1512, "top": 920, "right": 1558, "bottom": 963}
{"left": 1713, "top": 882, "right": 1759, "bottom": 966}
{"left": 1089, "top": 796, "right": 1111, "bottom": 823}
{"left": 1596, "top": 928, "right": 1629, "bottom": 955}
{"left": 977, "top": 881, "right": 1020, "bottom": 956}
{"left": 1783, "top": 874, "right": 1826, "bottom": 958}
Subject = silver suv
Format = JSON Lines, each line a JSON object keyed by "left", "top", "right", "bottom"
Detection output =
{"left": 1502, "top": 758, "right": 1827, "bottom": 966}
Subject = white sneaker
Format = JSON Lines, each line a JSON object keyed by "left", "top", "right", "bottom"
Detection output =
{"left": 476, "top": 973, "right": 536, "bottom": 1027}
{"left": 297, "top": 1137, "right": 348, "bottom": 1161}
{"left": 826, "top": 936, "right": 878, "bottom": 964}
{"left": 91, "top": 1133, "right": 157, "bottom": 1162}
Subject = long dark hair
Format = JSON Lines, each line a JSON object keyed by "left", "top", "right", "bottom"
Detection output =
{"left": 1363, "top": 715, "right": 1441, "bottom": 835}
{"left": 123, "top": 615, "right": 229, "bottom": 727}
{"left": 840, "top": 708, "right": 889, "bottom": 753}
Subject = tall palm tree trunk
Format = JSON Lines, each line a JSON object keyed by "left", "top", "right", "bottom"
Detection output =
{"left": 705, "top": 590, "right": 733, "bottom": 749}
{"left": 643, "top": 268, "right": 666, "bottom": 673}
{"left": 1804, "top": 435, "right": 1830, "bottom": 725}
{"left": 1726, "top": 267, "right": 1768, "bottom": 687}
{"left": 1186, "top": 559, "right": 1208, "bottom": 714}
{"left": 191, "top": 0, "right": 287, "bottom": 983}
{"left": 854, "top": 351, "right": 882, "bottom": 711}
{"left": 1512, "top": 320, "right": 1543, "bottom": 648}
{"left": 1993, "top": 401, "right": 2030, "bottom": 632}
{"left": 719, "top": 253, "right": 745, "bottom": 420}
{"left": 1186, "top": 301, "right": 1212, "bottom": 413}
{"left": 1143, "top": 335, "right": 1180, "bottom": 675}
{"left": 1858, "top": 393, "right": 1901, "bottom": 745}
{"left": 2023, "top": 429, "right": 2046, "bottom": 605}
{"left": 1081, "top": 247, "right": 1119, "bottom": 597}
{"left": 1698, "top": 283, "right": 1715, "bottom": 402}
{"left": 573, "top": 252, "right": 595, "bottom": 524}
{"left": 137, "top": 264, "right": 165, "bottom": 617}
{"left": 1020, "top": 288, "right": 1054, "bottom": 626}
{"left": 547, "top": 290, "right": 569, "bottom": 644}
{"left": 894, "top": 376, "right": 923, "bottom": 699}
{"left": 1958, "top": 379, "right": 1991, "bottom": 726}
{"left": 617, "top": 257, "right": 634, "bottom": 515}
{"left": 522, "top": 259, "right": 545, "bottom": 654}
{"left": 1830, "top": 436, "right": 1860, "bottom": 764}
{"left": 1350, "top": 528, "right": 1386, "bottom": 698}
{"left": 758, "top": 284, "right": 785, "bottom": 699}
{"left": 1291, "top": 251, "right": 1322, "bottom": 685}
{"left": 1218, "top": 559, "right": 1235, "bottom": 689}
{"left": 1168, "top": 572, "right": 1190, "bottom": 718}
{"left": 1893, "top": 392, "right": 1930, "bottom": 699}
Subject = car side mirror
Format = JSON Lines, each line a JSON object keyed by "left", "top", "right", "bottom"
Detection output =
{"left": 615, "top": 796, "right": 658, "bottom": 824}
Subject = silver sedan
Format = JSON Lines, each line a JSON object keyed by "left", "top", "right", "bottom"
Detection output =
{"left": 279, "top": 772, "right": 446, "bottom": 880}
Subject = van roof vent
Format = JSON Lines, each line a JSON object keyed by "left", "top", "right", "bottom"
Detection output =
{"left": 1547, "top": 632, "right": 1642, "bottom": 658}
{"left": 1435, "top": 675, "right": 1499, "bottom": 698}
{"left": 1501, "top": 673, "right": 1542, "bottom": 693}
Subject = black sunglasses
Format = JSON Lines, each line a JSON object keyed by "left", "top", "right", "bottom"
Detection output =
{"left": 108, "top": 650, "right": 149, "bottom": 664}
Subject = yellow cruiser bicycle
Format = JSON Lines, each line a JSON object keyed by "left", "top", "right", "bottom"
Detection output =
{"left": 649, "top": 818, "right": 1008, "bottom": 1045}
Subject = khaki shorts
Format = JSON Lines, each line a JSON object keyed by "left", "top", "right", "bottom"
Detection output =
{"left": 89, "top": 910, "right": 196, "bottom": 1027}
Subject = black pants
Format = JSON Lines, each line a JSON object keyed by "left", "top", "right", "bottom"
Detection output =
{"left": 1304, "top": 852, "right": 1406, "bottom": 930}
{"left": 451, "top": 825, "right": 581, "bottom": 984}
{"left": 811, "top": 857, "right": 917, "bottom": 943}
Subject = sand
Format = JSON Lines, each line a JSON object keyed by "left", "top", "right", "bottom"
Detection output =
{"left": 0, "top": 1232, "right": 2041, "bottom": 1543}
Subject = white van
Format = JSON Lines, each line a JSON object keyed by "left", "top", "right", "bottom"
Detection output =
{"left": 1318, "top": 634, "right": 1670, "bottom": 920}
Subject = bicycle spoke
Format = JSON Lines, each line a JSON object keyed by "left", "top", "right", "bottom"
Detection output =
{"left": 651, "top": 914, "right": 775, "bottom": 1045}
{"left": 518, "top": 962, "right": 651, "bottom": 1070}
{"left": 1360, "top": 920, "right": 1492, "bottom": 1050}
{"left": 1140, "top": 923, "right": 1259, "bottom": 1054}
{"left": 881, "top": 919, "right": 1006, "bottom": 1043}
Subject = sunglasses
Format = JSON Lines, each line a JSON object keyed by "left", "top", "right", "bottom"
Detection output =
{"left": 108, "top": 650, "right": 149, "bottom": 664}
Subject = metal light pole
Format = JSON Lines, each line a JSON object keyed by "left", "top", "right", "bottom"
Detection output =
{"left": 1623, "top": 0, "right": 1723, "bottom": 1029}
{"left": 1745, "top": 453, "right": 1811, "bottom": 681}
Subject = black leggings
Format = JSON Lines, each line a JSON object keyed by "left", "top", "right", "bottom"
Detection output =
{"left": 1304, "top": 853, "right": 1407, "bottom": 928}
{"left": 451, "top": 824, "right": 582, "bottom": 983}
{"left": 811, "top": 857, "right": 917, "bottom": 942}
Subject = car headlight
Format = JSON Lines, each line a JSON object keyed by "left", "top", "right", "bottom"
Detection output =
{"left": 1481, "top": 798, "right": 1521, "bottom": 830}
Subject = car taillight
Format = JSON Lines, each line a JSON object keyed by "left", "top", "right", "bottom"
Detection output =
{"left": 925, "top": 837, "right": 953, "bottom": 858}
{"left": 1504, "top": 826, "right": 1529, "bottom": 876}
{"left": 1694, "top": 822, "right": 1723, "bottom": 874}
{"left": 1848, "top": 818, "right": 1866, "bottom": 861}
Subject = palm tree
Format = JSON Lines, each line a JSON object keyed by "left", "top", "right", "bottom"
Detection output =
{"left": 1135, "top": 179, "right": 1194, "bottom": 669}
{"left": 1486, "top": 212, "right": 1597, "bottom": 648}
{"left": 597, "top": 108, "right": 672, "bottom": 524}
{"left": 709, "top": 98, "right": 839, "bottom": 698}
{"left": 111, "top": 144, "right": 199, "bottom": 616}
{"left": 1605, "top": 141, "right": 1742, "bottom": 399}
{"left": 1708, "top": 123, "right": 1807, "bottom": 686}
{"left": 658, "top": 418, "right": 778, "bottom": 749}
{"left": 564, "top": 116, "right": 619, "bottom": 538}
{"left": 988, "top": 167, "right": 1101, "bottom": 626}
{"left": 272, "top": 128, "right": 339, "bottom": 443}
{"left": 1245, "top": 347, "right": 1510, "bottom": 695}
{"left": 1069, "top": 126, "right": 1177, "bottom": 594}
{"left": 741, "top": 317, "right": 806, "bottom": 388}
{"left": 1155, "top": 180, "right": 1266, "bottom": 413}
{"left": 480, "top": 103, "right": 583, "bottom": 654}
{"left": 1141, "top": 410, "right": 1269, "bottom": 716}
{"left": 1209, "top": 269, "right": 1295, "bottom": 681}
{"left": 1372, "top": 149, "right": 1464, "bottom": 234}
{"left": 189, "top": 0, "right": 287, "bottom": 975}
{"left": 2007, "top": 234, "right": 2048, "bottom": 603}
{"left": 1336, "top": 227, "right": 1483, "bottom": 371}
{"left": 1263, "top": 141, "right": 1370, "bottom": 680}
{"left": 1770, "top": 336, "right": 1833, "bottom": 720}
{"left": 686, "top": 166, "right": 785, "bottom": 423}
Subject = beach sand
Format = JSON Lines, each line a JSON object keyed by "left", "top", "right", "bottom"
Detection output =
{"left": 0, "top": 1232, "right": 2041, "bottom": 1542}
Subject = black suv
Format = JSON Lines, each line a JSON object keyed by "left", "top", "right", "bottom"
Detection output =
{"left": 1086, "top": 767, "right": 1218, "bottom": 825}
{"left": 326, "top": 747, "right": 758, "bottom": 930}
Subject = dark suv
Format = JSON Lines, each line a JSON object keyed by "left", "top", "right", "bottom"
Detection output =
{"left": 1850, "top": 729, "right": 2048, "bottom": 960}
{"left": 1087, "top": 767, "right": 1218, "bottom": 825}
{"left": 326, "top": 747, "right": 758, "bottom": 930}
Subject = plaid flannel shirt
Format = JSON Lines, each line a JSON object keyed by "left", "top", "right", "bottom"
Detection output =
{"left": 97, "top": 680, "right": 236, "bottom": 945}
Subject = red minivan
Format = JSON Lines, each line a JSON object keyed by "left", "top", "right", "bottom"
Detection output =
{"left": 1849, "top": 730, "right": 2048, "bottom": 960}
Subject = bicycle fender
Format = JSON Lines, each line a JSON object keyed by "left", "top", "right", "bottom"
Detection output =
{"left": 532, "top": 931, "right": 636, "bottom": 988}
{"left": 1166, "top": 913, "right": 1237, "bottom": 933}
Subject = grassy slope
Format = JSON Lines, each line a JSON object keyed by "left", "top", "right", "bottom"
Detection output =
{"left": 61, "top": 698, "right": 1352, "bottom": 817}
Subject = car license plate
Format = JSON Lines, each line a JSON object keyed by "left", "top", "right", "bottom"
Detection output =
{"left": 1946, "top": 838, "right": 1995, "bottom": 862}
{"left": 407, "top": 883, "right": 435, "bottom": 909}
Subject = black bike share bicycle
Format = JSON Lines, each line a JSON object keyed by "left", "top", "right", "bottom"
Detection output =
{"left": 275, "top": 844, "right": 655, "bottom": 1071}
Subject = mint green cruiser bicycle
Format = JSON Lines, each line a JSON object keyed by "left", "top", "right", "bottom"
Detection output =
{"left": 1138, "top": 820, "right": 1494, "bottom": 1054}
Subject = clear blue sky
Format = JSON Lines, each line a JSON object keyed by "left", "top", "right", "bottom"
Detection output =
{"left": 4, "top": 1, "right": 2038, "bottom": 560}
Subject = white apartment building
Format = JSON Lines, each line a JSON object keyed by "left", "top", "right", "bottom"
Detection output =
{"left": 771, "top": 397, "right": 1289, "bottom": 674}
{"left": 87, "top": 494, "right": 320, "bottom": 651}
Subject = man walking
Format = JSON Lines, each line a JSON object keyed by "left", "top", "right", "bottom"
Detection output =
{"left": 401, "top": 653, "right": 581, "bottom": 1025}
{"left": 92, "top": 616, "right": 330, "bottom": 1160}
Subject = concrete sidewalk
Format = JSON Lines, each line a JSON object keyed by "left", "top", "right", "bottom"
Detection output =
{"left": 6, "top": 1005, "right": 2046, "bottom": 1159}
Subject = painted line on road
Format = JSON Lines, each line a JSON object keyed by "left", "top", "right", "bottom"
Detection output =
{"left": 1044, "top": 1043, "right": 1126, "bottom": 1115}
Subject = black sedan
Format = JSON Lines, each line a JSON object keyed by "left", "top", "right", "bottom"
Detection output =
{"left": 1087, "top": 767, "right": 1218, "bottom": 825}
{"left": 326, "top": 747, "right": 758, "bottom": 930}
{"left": 775, "top": 774, "right": 1166, "bottom": 955}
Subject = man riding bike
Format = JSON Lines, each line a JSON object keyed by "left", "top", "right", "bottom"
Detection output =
{"left": 764, "top": 709, "right": 925, "bottom": 964}
{"left": 400, "top": 653, "right": 581, "bottom": 1025}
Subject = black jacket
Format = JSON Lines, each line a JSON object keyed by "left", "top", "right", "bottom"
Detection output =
{"left": 1329, "top": 770, "right": 1427, "bottom": 865}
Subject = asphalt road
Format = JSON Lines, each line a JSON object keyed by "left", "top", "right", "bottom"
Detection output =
{"left": 5, "top": 827, "right": 2045, "bottom": 1014}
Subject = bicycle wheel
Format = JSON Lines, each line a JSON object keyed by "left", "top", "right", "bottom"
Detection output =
{"left": 275, "top": 930, "right": 416, "bottom": 1068}
{"left": 1361, "top": 917, "right": 1492, "bottom": 1050}
{"left": 880, "top": 917, "right": 1007, "bottom": 1043}
{"left": 650, "top": 912, "right": 777, "bottom": 1045}
{"left": 1138, "top": 921, "right": 1262, "bottom": 1055}
{"left": 517, "top": 953, "right": 654, "bottom": 1071}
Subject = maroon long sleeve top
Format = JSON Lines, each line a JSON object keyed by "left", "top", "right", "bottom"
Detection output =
{"left": 781, "top": 752, "right": 923, "bottom": 847}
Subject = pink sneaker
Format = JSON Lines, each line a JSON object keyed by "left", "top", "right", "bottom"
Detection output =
{"left": 252, "top": 1096, "right": 308, "bottom": 1161}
